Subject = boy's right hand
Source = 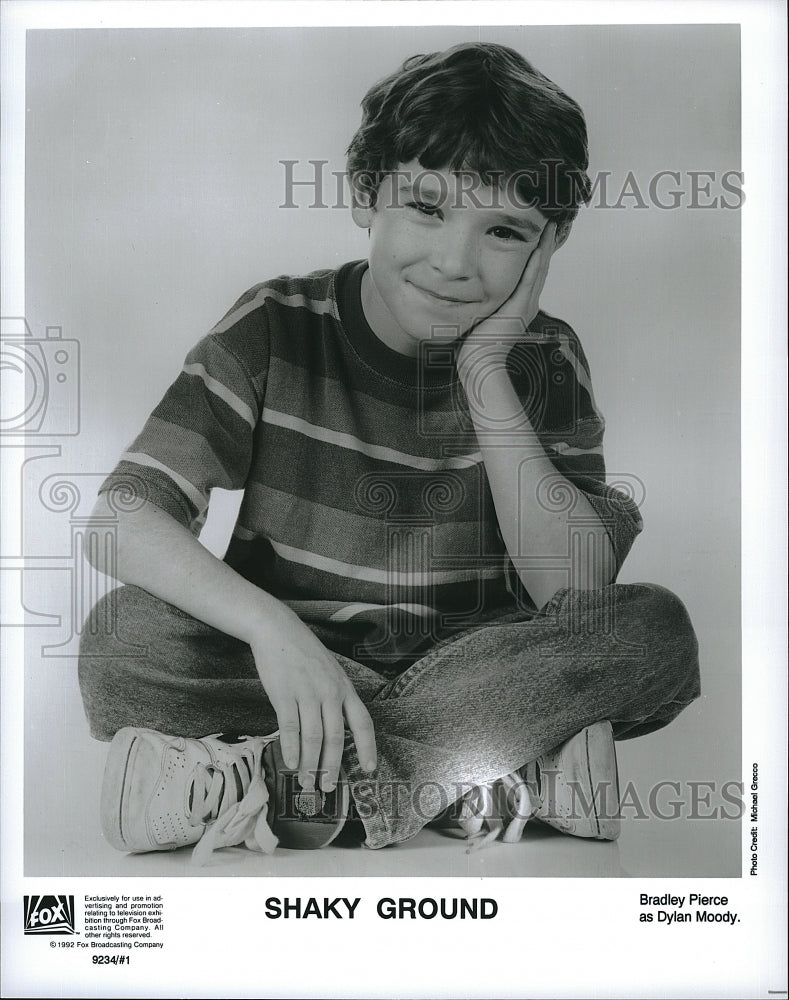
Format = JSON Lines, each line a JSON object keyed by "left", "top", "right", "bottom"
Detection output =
{"left": 249, "top": 604, "right": 377, "bottom": 793}
{"left": 86, "top": 495, "right": 375, "bottom": 796}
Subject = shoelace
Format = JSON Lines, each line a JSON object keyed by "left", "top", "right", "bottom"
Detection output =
{"left": 188, "top": 744, "right": 279, "bottom": 866}
{"left": 458, "top": 771, "right": 534, "bottom": 851}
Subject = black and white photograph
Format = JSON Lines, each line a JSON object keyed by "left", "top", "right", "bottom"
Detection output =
{"left": 1, "top": 1, "right": 786, "bottom": 997}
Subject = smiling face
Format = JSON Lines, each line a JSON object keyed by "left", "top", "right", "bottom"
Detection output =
{"left": 352, "top": 160, "right": 550, "bottom": 357}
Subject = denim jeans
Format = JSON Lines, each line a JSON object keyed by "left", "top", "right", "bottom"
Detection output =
{"left": 78, "top": 582, "right": 700, "bottom": 848}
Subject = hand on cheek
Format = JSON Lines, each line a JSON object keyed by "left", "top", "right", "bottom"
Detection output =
{"left": 471, "top": 221, "right": 557, "bottom": 336}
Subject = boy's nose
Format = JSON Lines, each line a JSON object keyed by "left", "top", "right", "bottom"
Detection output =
{"left": 428, "top": 228, "right": 478, "bottom": 281}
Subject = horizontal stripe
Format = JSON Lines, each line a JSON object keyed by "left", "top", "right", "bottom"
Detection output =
{"left": 268, "top": 538, "right": 504, "bottom": 587}
{"left": 99, "top": 463, "right": 197, "bottom": 526}
{"left": 223, "top": 535, "right": 514, "bottom": 610}
{"left": 245, "top": 430, "right": 495, "bottom": 522}
{"left": 245, "top": 476, "right": 491, "bottom": 527}
{"left": 132, "top": 416, "right": 238, "bottom": 490}
{"left": 121, "top": 452, "right": 206, "bottom": 513}
{"left": 550, "top": 455, "right": 606, "bottom": 479}
{"left": 550, "top": 442, "right": 604, "bottom": 456}
{"left": 261, "top": 407, "right": 482, "bottom": 471}
{"left": 211, "top": 283, "right": 338, "bottom": 335}
{"left": 265, "top": 355, "right": 478, "bottom": 451}
{"left": 150, "top": 374, "right": 255, "bottom": 455}
{"left": 328, "top": 602, "right": 437, "bottom": 623}
{"left": 182, "top": 363, "right": 256, "bottom": 429}
{"left": 235, "top": 485, "right": 501, "bottom": 574}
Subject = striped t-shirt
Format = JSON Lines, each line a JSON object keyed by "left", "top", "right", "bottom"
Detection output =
{"left": 101, "top": 260, "right": 642, "bottom": 669}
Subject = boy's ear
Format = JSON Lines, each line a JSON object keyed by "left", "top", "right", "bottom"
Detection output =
{"left": 349, "top": 175, "right": 376, "bottom": 230}
{"left": 351, "top": 201, "right": 375, "bottom": 230}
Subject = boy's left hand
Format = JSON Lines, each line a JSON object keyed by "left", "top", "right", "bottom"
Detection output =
{"left": 457, "top": 220, "right": 557, "bottom": 378}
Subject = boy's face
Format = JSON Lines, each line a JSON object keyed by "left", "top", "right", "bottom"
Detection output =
{"left": 352, "top": 160, "right": 553, "bottom": 357}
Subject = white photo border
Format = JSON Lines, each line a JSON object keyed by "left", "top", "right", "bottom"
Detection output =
{"left": 2, "top": 2, "right": 786, "bottom": 997}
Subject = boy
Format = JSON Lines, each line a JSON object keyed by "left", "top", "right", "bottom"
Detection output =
{"left": 80, "top": 42, "right": 699, "bottom": 860}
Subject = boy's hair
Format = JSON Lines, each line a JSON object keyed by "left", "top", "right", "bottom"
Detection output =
{"left": 346, "top": 42, "right": 591, "bottom": 228}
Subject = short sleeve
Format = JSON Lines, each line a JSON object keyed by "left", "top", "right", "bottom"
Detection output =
{"left": 99, "top": 304, "right": 269, "bottom": 534}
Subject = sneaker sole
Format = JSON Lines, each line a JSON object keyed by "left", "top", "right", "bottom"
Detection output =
{"left": 100, "top": 727, "right": 146, "bottom": 852}
{"left": 264, "top": 740, "right": 351, "bottom": 850}
{"left": 583, "top": 721, "right": 620, "bottom": 840}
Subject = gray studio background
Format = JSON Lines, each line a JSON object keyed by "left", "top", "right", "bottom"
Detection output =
{"left": 23, "top": 25, "right": 741, "bottom": 874}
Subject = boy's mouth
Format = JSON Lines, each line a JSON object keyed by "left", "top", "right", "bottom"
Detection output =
{"left": 408, "top": 282, "right": 478, "bottom": 305}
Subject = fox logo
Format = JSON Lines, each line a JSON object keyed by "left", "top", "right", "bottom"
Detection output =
{"left": 24, "top": 895, "right": 76, "bottom": 934}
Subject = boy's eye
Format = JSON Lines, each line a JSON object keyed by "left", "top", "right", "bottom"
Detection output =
{"left": 406, "top": 200, "right": 441, "bottom": 218}
{"left": 489, "top": 226, "right": 525, "bottom": 242}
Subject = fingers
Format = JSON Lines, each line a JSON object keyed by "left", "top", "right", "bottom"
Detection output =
{"left": 270, "top": 676, "right": 376, "bottom": 792}
{"left": 296, "top": 699, "right": 324, "bottom": 791}
{"left": 254, "top": 621, "right": 376, "bottom": 791}
{"left": 275, "top": 700, "right": 300, "bottom": 771}
{"left": 317, "top": 703, "right": 346, "bottom": 792}
{"left": 532, "top": 220, "right": 557, "bottom": 299}
{"left": 529, "top": 220, "right": 557, "bottom": 288}
{"left": 313, "top": 687, "right": 377, "bottom": 792}
{"left": 344, "top": 692, "right": 378, "bottom": 773}
{"left": 503, "top": 220, "right": 557, "bottom": 322}
{"left": 541, "top": 218, "right": 559, "bottom": 250}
